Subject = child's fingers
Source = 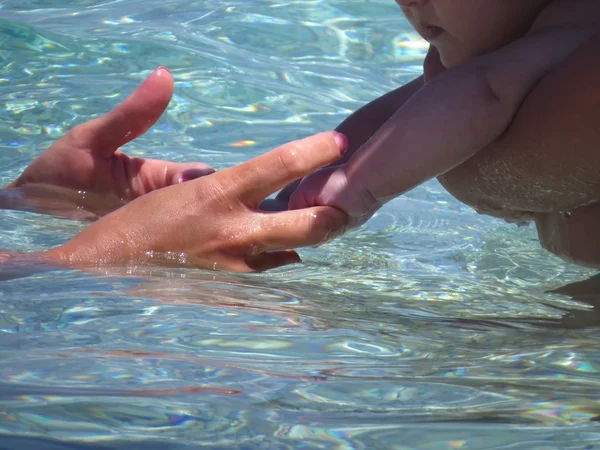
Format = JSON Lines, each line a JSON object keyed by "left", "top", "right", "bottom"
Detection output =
{"left": 287, "top": 166, "right": 347, "bottom": 211}
{"left": 68, "top": 67, "right": 174, "bottom": 158}
{"left": 257, "top": 206, "right": 348, "bottom": 250}
{"left": 221, "top": 132, "right": 346, "bottom": 207}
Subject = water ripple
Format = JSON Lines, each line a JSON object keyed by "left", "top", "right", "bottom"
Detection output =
{"left": 1, "top": 1, "right": 599, "bottom": 448}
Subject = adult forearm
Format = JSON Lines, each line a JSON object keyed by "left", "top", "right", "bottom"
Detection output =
{"left": 0, "top": 188, "right": 20, "bottom": 211}
{"left": 0, "top": 251, "right": 61, "bottom": 281}
{"left": 0, "top": 185, "right": 115, "bottom": 220}
{"left": 0, "top": 190, "right": 74, "bottom": 279}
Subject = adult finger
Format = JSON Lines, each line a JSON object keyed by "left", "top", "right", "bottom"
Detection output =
{"left": 221, "top": 131, "right": 347, "bottom": 207}
{"left": 257, "top": 206, "right": 348, "bottom": 250}
{"left": 130, "top": 158, "right": 215, "bottom": 195}
{"left": 68, "top": 67, "right": 174, "bottom": 158}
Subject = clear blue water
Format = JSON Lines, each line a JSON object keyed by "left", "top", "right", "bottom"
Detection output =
{"left": 1, "top": 1, "right": 600, "bottom": 449}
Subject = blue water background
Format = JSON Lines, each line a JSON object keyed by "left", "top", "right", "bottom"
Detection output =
{"left": 1, "top": 1, "right": 600, "bottom": 448}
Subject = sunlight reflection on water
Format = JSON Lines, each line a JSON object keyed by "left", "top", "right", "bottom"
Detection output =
{"left": 1, "top": 1, "right": 600, "bottom": 448}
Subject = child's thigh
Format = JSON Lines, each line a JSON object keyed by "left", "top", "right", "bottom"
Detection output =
{"left": 439, "top": 31, "right": 600, "bottom": 214}
{"left": 535, "top": 202, "right": 600, "bottom": 268}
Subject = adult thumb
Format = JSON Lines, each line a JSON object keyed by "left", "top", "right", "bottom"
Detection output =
{"left": 68, "top": 67, "right": 174, "bottom": 158}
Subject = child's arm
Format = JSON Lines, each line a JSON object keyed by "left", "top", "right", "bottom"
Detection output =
{"left": 290, "top": 26, "right": 599, "bottom": 225}
{"left": 266, "top": 46, "right": 447, "bottom": 211}
{"left": 334, "top": 75, "right": 424, "bottom": 164}
{"left": 264, "top": 74, "right": 425, "bottom": 210}
{"left": 335, "top": 46, "right": 446, "bottom": 163}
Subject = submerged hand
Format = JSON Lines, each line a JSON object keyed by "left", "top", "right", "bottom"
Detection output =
{"left": 43, "top": 132, "right": 349, "bottom": 272}
{"left": 4, "top": 67, "right": 213, "bottom": 219}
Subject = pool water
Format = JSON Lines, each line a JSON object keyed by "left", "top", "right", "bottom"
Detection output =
{"left": 2, "top": 1, "right": 600, "bottom": 448}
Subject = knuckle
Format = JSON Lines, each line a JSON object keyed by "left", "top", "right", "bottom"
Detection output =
{"left": 238, "top": 218, "right": 266, "bottom": 255}
{"left": 275, "top": 143, "right": 305, "bottom": 177}
{"left": 302, "top": 210, "right": 331, "bottom": 242}
{"left": 308, "top": 208, "right": 347, "bottom": 244}
{"left": 66, "top": 123, "right": 87, "bottom": 147}
{"left": 276, "top": 132, "right": 337, "bottom": 176}
{"left": 246, "top": 235, "right": 266, "bottom": 256}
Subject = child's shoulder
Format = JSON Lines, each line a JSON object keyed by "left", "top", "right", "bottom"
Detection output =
{"left": 530, "top": 0, "right": 600, "bottom": 32}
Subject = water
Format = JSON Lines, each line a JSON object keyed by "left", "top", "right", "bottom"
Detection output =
{"left": 1, "top": 1, "right": 600, "bottom": 448}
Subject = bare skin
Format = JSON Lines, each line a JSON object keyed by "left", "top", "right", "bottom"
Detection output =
{"left": 4, "top": 1, "right": 599, "bottom": 273}
{"left": 0, "top": 130, "right": 348, "bottom": 275}
{"left": 0, "top": 70, "right": 349, "bottom": 274}
{"left": 439, "top": 31, "right": 600, "bottom": 267}
{"left": 1, "top": 67, "right": 214, "bottom": 220}
{"left": 276, "top": 0, "right": 600, "bottom": 267}
{"left": 44, "top": 131, "right": 348, "bottom": 272}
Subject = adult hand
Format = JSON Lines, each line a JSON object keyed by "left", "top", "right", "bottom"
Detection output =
{"left": 4, "top": 67, "right": 213, "bottom": 219}
{"left": 43, "top": 132, "right": 349, "bottom": 272}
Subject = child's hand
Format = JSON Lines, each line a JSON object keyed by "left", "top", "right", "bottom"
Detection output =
{"left": 288, "top": 164, "right": 381, "bottom": 229}
{"left": 5, "top": 67, "right": 213, "bottom": 219}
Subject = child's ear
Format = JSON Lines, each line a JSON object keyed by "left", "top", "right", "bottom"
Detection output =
{"left": 423, "top": 45, "right": 446, "bottom": 82}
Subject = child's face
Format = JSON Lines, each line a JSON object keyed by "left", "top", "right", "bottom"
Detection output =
{"left": 397, "top": 0, "right": 550, "bottom": 67}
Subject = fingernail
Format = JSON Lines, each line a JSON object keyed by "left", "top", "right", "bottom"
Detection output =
{"left": 178, "top": 167, "right": 215, "bottom": 183}
{"left": 333, "top": 132, "right": 348, "bottom": 155}
{"left": 156, "top": 66, "right": 171, "bottom": 76}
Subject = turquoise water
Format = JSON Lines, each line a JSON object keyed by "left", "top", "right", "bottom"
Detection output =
{"left": 2, "top": 1, "right": 600, "bottom": 448}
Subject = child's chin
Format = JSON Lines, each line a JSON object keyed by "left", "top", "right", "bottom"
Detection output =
{"left": 438, "top": 50, "right": 470, "bottom": 69}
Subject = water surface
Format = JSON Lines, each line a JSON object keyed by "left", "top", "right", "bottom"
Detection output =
{"left": 1, "top": 1, "right": 600, "bottom": 448}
